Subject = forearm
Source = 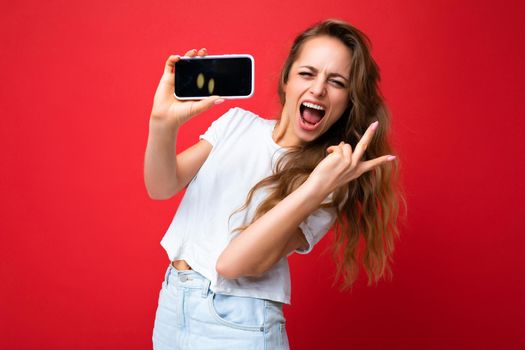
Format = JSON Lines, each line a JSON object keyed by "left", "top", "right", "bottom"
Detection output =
{"left": 144, "top": 118, "right": 181, "bottom": 199}
{"left": 216, "top": 179, "right": 330, "bottom": 278}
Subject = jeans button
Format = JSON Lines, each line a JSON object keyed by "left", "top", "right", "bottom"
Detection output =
{"left": 180, "top": 275, "right": 188, "bottom": 282}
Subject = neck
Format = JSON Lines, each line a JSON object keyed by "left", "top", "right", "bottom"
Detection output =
{"left": 273, "top": 111, "right": 303, "bottom": 148}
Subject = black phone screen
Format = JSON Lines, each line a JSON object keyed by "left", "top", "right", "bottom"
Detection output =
{"left": 174, "top": 56, "right": 253, "bottom": 99}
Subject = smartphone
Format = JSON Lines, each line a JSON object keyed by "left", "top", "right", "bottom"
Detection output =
{"left": 174, "top": 54, "right": 254, "bottom": 100}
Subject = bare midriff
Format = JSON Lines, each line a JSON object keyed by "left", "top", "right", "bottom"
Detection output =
{"left": 171, "top": 259, "right": 192, "bottom": 270}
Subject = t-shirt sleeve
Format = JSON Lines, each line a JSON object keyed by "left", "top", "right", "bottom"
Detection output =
{"left": 294, "top": 190, "right": 348, "bottom": 255}
{"left": 199, "top": 108, "right": 238, "bottom": 146}
{"left": 294, "top": 205, "right": 337, "bottom": 255}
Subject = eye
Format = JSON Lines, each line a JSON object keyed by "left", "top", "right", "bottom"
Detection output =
{"left": 299, "top": 71, "right": 314, "bottom": 77}
{"left": 329, "top": 79, "right": 346, "bottom": 88}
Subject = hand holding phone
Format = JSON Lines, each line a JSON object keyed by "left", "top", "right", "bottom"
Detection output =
{"left": 174, "top": 54, "right": 254, "bottom": 100}
{"left": 150, "top": 48, "right": 224, "bottom": 129}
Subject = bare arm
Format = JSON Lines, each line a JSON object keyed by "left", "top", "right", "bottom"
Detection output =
{"left": 216, "top": 121, "right": 396, "bottom": 279}
{"left": 144, "top": 122, "right": 212, "bottom": 199}
{"left": 216, "top": 179, "right": 325, "bottom": 279}
{"left": 144, "top": 49, "right": 223, "bottom": 199}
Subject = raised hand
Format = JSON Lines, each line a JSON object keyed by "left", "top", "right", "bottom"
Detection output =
{"left": 150, "top": 48, "right": 224, "bottom": 129}
{"left": 307, "top": 121, "right": 396, "bottom": 194}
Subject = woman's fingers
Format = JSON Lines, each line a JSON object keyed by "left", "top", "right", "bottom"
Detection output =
{"left": 359, "top": 154, "right": 396, "bottom": 174}
{"left": 327, "top": 143, "right": 341, "bottom": 154}
{"left": 321, "top": 131, "right": 397, "bottom": 189}
{"left": 159, "top": 48, "right": 208, "bottom": 96}
{"left": 197, "top": 48, "right": 207, "bottom": 57}
{"left": 184, "top": 48, "right": 198, "bottom": 57}
{"left": 163, "top": 47, "right": 206, "bottom": 78}
{"left": 327, "top": 142, "right": 352, "bottom": 161}
{"left": 154, "top": 55, "right": 180, "bottom": 100}
{"left": 163, "top": 55, "right": 181, "bottom": 75}
{"left": 188, "top": 95, "right": 224, "bottom": 116}
{"left": 353, "top": 121, "right": 379, "bottom": 162}
{"left": 341, "top": 143, "right": 352, "bottom": 163}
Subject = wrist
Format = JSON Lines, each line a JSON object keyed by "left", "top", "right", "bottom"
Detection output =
{"left": 147, "top": 118, "right": 180, "bottom": 148}
{"left": 149, "top": 115, "right": 180, "bottom": 134}
{"left": 300, "top": 177, "right": 333, "bottom": 206}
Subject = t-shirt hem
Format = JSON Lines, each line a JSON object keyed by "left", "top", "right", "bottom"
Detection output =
{"left": 160, "top": 250, "right": 292, "bottom": 304}
{"left": 212, "top": 285, "right": 291, "bottom": 305}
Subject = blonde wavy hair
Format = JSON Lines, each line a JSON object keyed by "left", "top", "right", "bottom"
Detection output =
{"left": 233, "top": 19, "right": 406, "bottom": 290}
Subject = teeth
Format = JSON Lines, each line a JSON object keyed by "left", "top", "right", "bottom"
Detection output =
{"left": 302, "top": 102, "right": 325, "bottom": 111}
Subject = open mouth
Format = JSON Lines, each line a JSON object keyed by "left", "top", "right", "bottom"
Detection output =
{"left": 300, "top": 101, "right": 326, "bottom": 127}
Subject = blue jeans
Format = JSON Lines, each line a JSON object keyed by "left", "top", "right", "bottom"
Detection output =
{"left": 152, "top": 264, "right": 290, "bottom": 349}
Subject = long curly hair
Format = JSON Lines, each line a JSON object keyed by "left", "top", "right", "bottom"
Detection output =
{"left": 233, "top": 19, "right": 406, "bottom": 290}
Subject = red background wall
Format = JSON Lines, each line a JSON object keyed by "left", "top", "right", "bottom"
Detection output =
{"left": 1, "top": 0, "right": 524, "bottom": 349}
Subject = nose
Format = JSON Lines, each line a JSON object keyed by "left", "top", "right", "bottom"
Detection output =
{"left": 309, "top": 77, "right": 326, "bottom": 97}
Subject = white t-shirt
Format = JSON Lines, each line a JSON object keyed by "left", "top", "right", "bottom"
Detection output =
{"left": 160, "top": 107, "right": 337, "bottom": 304}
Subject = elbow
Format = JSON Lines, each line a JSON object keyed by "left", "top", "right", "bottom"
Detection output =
{"left": 216, "top": 258, "right": 265, "bottom": 280}
{"left": 216, "top": 258, "right": 241, "bottom": 280}
{"left": 145, "top": 183, "right": 180, "bottom": 200}
{"left": 147, "top": 190, "right": 172, "bottom": 200}
{"left": 146, "top": 188, "right": 171, "bottom": 200}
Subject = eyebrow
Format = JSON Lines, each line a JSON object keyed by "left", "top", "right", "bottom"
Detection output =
{"left": 299, "top": 65, "right": 350, "bottom": 82}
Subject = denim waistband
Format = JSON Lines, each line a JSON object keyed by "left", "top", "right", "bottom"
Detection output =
{"left": 164, "top": 264, "right": 211, "bottom": 298}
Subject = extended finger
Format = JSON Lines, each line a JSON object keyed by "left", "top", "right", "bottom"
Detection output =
{"left": 197, "top": 48, "right": 207, "bottom": 57}
{"left": 353, "top": 121, "right": 379, "bottom": 162}
{"left": 359, "top": 154, "right": 396, "bottom": 174}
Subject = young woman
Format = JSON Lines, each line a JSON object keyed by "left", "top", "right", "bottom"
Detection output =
{"left": 145, "top": 19, "right": 403, "bottom": 350}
